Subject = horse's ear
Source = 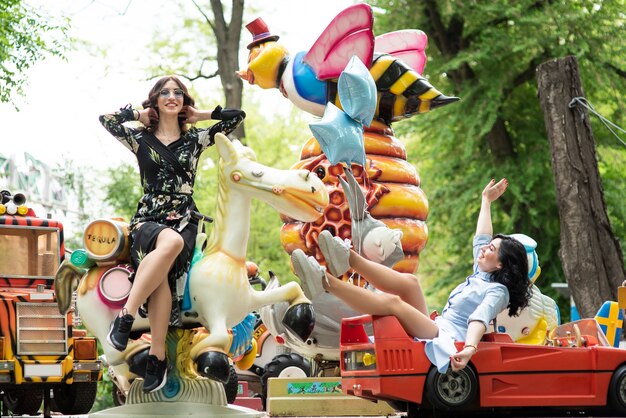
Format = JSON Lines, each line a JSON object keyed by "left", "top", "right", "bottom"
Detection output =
{"left": 215, "top": 133, "right": 238, "bottom": 163}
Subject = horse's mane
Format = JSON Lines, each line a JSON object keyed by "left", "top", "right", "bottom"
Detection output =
{"left": 205, "top": 157, "right": 228, "bottom": 254}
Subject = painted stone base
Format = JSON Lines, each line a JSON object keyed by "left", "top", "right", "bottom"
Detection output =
{"left": 125, "top": 375, "right": 226, "bottom": 404}
{"left": 267, "top": 377, "right": 395, "bottom": 416}
{"left": 90, "top": 402, "right": 264, "bottom": 418}
{"left": 92, "top": 329, "right": 263, "bottom": 417}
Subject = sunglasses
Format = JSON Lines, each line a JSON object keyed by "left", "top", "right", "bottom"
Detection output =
{"left": 159, "top": 88, "right": 184, "bottom": 99}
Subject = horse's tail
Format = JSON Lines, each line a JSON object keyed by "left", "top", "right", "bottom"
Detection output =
{"left": 54, "top": 260, "right": 86, "bottom": 314}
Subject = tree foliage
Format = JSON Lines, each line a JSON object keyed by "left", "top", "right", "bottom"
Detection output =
{"left": 102, "top": 163, "right": 143, "bottom": 221}
{"left": 0, "top": 0, "right": 68, "bottom": 105}
{"left": 369, "top": 0, "right": 626, "bottom": 315}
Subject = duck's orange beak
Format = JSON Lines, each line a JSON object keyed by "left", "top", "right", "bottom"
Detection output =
{"left": 239, "top": 42, "right": 289, "bottom": 89}
{"left": 236, "top": 69, "right": 249, "bottom": 81}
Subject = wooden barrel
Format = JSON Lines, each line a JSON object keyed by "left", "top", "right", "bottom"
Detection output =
{"left": 83, "top": 219, "right": 130, "bottom": 262}
{"left": 97, "top": 265, "right": 132, "bottom": 308}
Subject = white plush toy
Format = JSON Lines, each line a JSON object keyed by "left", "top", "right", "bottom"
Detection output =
{"left": 496, "top": 234, "right": 560, "bottom": 344}
{"left": 510, "top": 233, "right": 541, "bottom": 283}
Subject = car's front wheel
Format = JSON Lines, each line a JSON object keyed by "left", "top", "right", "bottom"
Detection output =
{"left": 609, "top": 364, "right": 626, "bottom": 415}
{"left": 425, "top": 366, "right": 478, "bottom": 411}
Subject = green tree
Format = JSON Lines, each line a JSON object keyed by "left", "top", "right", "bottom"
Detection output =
{"left": 102, "top": 163, "right": 143, "bottom": 221}
{"left": 0, "top": 0, "right": 68, "bottom": 105}
{"left": 369, "top": 0, "right": 626, "bottom": 314}
{"left": 55, "top": 160, "right": 92, "bottom": 249}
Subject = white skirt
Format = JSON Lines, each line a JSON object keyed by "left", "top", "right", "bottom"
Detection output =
{"left": 421, "top": 316, "right": 463, "bottom": 373}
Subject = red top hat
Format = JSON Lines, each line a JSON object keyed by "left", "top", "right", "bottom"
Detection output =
{"left": 245, "top": 17, "right": 279, "bottom": 50}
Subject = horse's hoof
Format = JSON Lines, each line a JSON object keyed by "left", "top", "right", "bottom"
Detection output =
{"left": 128, "top": 347, "right": 149, "bottom": 378}
{"left": 282, "top": 303, "right": 315, "bottom": 342}
{"left": 196, "top": 351, "right": 230, "bottom": 383}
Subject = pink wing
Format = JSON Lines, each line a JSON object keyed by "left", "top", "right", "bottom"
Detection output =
{"left": 374, "top": 30, "right": 428, "bottom": 75}
{"left": 303, "top": 4, "right": 374, "bottom": 81}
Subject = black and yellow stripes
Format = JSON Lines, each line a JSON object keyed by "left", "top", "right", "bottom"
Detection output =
{"left": 327, "top": 53, "right": 458, "bottom": 124}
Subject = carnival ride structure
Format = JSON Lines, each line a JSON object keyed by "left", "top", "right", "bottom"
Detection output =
{"left": 54, "top": 134, "right": 328, "bottom": 413}
{"left": 238, "top": 2, "right": 453, "bottom": 378}
{"left": 235, "top": 9, "right": 611, "bottom": 416}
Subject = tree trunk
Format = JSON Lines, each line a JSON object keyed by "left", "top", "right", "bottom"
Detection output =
{"left": 485, "top": 116, "right": 515, "bottom": 160}
{"left": 210, "top": 0, "right": 245, "bottom": 139}
{"left": 536, "top": 55, "right": 625, "bottom": 318}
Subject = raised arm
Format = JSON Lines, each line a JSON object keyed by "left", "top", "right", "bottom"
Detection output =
{"left": 99, "top": 105, "right": 142, "bottom": 153}
{"left": 184, "top": 106, "right": 213, "bottom": 124}
{"left": 185, "top": 105, "right": 246, "bottom": 125}
{"left": 476, "top": 178, "right": 508, "bottom": 236}
{"left": 188, "top": 105, "right": 246, "bottom": 150}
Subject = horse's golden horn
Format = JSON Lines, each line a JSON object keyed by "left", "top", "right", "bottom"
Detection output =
{"left": 54, "top": 260, "right": 86, "bottom": 314}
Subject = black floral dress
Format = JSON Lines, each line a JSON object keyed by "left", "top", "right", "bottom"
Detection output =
{"left": 99, "top": 109, "right": 242, "bottom": 325}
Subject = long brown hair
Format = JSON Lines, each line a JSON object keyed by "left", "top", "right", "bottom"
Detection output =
{"left": 141, "top": 75, "right": 195, "bottom": 133}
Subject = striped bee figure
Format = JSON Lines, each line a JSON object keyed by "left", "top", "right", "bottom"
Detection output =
{"left": 238, "top": 5, "right": 459, "bottom": 124}
{"left": 326, "top": 53, "right": 458, "bottom": 124}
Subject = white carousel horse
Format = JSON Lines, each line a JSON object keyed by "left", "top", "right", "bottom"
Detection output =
{"left": 56, "top": 133, "right": 328, "bottom": 385}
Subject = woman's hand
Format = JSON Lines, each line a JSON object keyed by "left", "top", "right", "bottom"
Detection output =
{"left": 482, "top": 178, "right": 508, "bottom": 203}
{"left": 185, "top": 106, "right": 201, "bottom": 124}
{"left": 476, "top": 179, "right": 506, "bottom": 235}
{"left": 137, "top": 108, "right": 150, "bottom": 125}
{"left": 185, "top": 106, "right": 215, "bottom": 124}
{"left": 449, "top": 346, "right": 475, "bottom": 372}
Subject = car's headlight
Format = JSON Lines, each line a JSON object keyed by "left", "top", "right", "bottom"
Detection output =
{"left": 343, "top": 349, "right": 376, "bottom": 371}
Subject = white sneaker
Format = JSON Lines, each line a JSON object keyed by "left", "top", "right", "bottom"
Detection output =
{"left": 291, "top": 249, "right": 326, "bottom": 300}
{"left": 318, "top": 230, "right": 351, "bottom": 277}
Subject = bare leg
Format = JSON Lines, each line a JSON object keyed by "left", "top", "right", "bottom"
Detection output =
{"left": 147, "top": 279, "right": 171, "bottom": 359}
{"left": 124, "top": 228, "right": 184, "bottom": 316}
{"left": 322, "top": 273, "right": 438, "bottom": 339}
{"left": 122, "top": 229, "right": 184, "bottom": 360}
{"left": 348, "top": 250, "right": 429, "bottom": 316}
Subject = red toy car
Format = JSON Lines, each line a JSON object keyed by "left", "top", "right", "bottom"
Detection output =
{"left": 340, "top": 314, "right": 626, "bottom": 417}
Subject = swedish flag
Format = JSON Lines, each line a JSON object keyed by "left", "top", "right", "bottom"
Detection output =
{"left": 595, "top": 301, "right": 623, "bottom": 347}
